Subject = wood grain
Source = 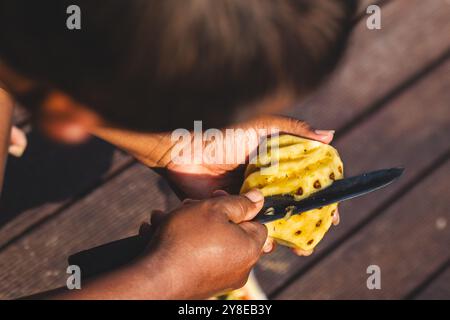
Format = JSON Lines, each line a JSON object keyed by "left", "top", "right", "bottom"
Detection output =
{"left": 284, "top": 0, "right": 450, "bottom": 131}
{"left": 256, "top": 59, "right": 450, "bottom": 295}
{"left": 414, "top": 263, "right": 450, "bottom": 300}
{"left": 0, "top": 136, "right": 131, "bottom": 248}
{"left": 0, "top": 163, "right": 179, "bottom": 299}
{"left": 276, "top": 160, "right": 450, "bottom": 299}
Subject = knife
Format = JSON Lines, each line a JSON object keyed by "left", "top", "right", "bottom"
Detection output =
{"left": 69, "top": 167, "right": 404, "bottom": 277}
{"left": 254, "top": 167, "right": 404, "bottom": 223}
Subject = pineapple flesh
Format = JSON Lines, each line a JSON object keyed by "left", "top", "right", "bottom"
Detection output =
{"left": 240, "top": 134, "right": 344, "bottom": 251}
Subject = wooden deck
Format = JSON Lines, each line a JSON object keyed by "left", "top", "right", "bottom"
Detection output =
{"left": 0, "top": 0, "right": 449, "bottom": 299}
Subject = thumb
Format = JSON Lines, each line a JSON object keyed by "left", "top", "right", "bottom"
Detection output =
{"left": 213, "top": 189, "right": 264, "bottom": 223}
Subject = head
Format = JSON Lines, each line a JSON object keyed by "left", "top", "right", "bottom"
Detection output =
{"left": 0, "top": 0, "right": 356, "bottom": 143}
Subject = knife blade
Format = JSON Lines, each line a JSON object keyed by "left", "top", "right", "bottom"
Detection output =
{"left": 254, "top": 167, "right": 404, "bottom": 224}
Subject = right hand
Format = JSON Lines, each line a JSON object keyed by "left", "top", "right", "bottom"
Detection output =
{"left": 134, "top": 189, "right": 269, "bottom": 299}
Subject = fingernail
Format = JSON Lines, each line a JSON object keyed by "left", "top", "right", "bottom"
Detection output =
{"left": 212, "top": 189, "right": 229, "bottom": 197}
{"left": 244, "top": 189, "right": 264, "bottom": 203}
{"left": 8, "top": 144, "right": 25, "bottom": 157}
{"left": 293, "top": 248, "right": 314, "bottom": 256}
{"left": 315, "top": 130, "right": 335, "bottom": 136}
{"left": 263, "top": 238, "right": 273, "bottom": 253}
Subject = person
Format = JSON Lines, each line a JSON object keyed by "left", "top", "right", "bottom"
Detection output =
{"left": 0, "top": 0, "right": 356, "bottom": 299}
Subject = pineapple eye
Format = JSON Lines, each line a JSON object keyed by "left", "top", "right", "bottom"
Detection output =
{"left": 313, "top": 180, "right": 321, "bottom": 189}
{"left": 295, "top": 230, "right": 302, "bottom": 236}
{"left": 296, "top": 187, "right": 303, "bottom": 195}
{"left": 338, "top": 166, "right": 343, "bottom": 174}
{"left": 329, "top": 172, "right": 335, "bottom": 180}
{"left": 307, "top": 239, "right": 314, "bottom": 245}
{"left": 316, "top": 220, "right": 322, "bottom": 227}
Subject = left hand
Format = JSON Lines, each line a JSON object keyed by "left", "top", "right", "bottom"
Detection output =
{"left": 163, "top": 115, "right": 335, "bottom": 199}
{"left": 92, "top": 114, "right": 339, "bottom": 256}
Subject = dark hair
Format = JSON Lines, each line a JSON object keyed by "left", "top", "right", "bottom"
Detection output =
{"left": 0, "top": 0, "right": 356, "bottom": 132}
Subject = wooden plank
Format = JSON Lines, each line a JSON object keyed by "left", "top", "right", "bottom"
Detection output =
{"left": 284, "top": 0, "right": 450, "bottom": 131}
{"left": 276, "top": 159, "right": 450, "bottom": 299}
{"left": 256, "top": 59, "right": 450, "bottom": 295}
{"left": 0, "top": 132, "right": 131, "bottom": 248}
{"left": 0, "top": 163, "right": 179, "bottom": 299}
{"left": 414, "top": 263, "right": 450, "bottom": 300}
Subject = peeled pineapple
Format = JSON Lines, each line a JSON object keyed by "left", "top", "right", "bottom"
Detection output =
{"left": 240, "top": 134, "right": 344, "bottom": 251}
{"left": 215, "top": 135, "right": 343, "bottom": 300}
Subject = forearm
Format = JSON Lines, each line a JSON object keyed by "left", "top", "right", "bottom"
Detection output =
{"left": 90, "top": 126, "right": 174, "bottom": 168}
{"left": 30, "top": 256, "right": 186, "bottom": 300}
{"left": 0, "top": 88, "right": 13, "bottom": 195}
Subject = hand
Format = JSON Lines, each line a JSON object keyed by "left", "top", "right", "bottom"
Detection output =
{"left": 133, "top": 189, "right": 269, "bottom": 299}
{"left": 92, "top": 115, "right": 334, "bottom": 198}
{"left": 163, "top": 115, "right": 336, "bottom": 199}
{"left": 91, "top": 115, "right": 339, "bottom": 257}
{"left": 44, "top": 189, "right": 268, "bottom": 300}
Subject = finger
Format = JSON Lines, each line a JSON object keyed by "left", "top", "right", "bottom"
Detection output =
{"left": 262, "top": 237, "right": 275, "bottom": 254}
{"left": 332, "top": 208, "right": 340, "bottom": 226}
{"left": 313, "top": 130, "right": 335, "bottom": 144}
{"left": 292, "top": 248, "right": 314, "bottom": 256}
{"left": 239, "top": 221, "right": 268, "bottom": 252}
{"left": 8, "top": 126, "right": 27, "bottom": 157}
{"left": 150, "top": 209, "right": 166, "bottom": 227}
{"left": 213, "top": 189, "right": 264, "bottom": 223}
{"left": 211, "top": 190, "right": 229, "bottom": 197}
{"left": 257, "top": 115, "right": 335, "bottom": 144}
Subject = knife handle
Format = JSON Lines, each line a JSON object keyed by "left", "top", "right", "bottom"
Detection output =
{"left": 68, "top": 234, "right": 148, "bottom": 278}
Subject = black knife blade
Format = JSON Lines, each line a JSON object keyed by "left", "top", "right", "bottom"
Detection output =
{"left": 254, "top": 167, "right": 404, "bottom": 223}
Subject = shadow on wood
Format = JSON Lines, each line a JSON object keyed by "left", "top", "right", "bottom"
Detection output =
{"left": 0, "top": 129, "right": 115, "bottom": 226}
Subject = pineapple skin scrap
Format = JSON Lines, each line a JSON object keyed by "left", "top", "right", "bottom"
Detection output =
{"left": 241, "top": 135, "right": 344, "bottom": 251}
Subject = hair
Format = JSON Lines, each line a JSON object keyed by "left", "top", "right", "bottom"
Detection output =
{"left": 0, "top": 0, "right": 356, "bottom": 132}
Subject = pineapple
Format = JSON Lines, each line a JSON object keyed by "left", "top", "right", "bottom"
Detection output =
{"left": 240, "top": 134, "right": 344, "bottom": 251}
{"left": 216, "top": 135, "right": 344, "bottom": 300}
